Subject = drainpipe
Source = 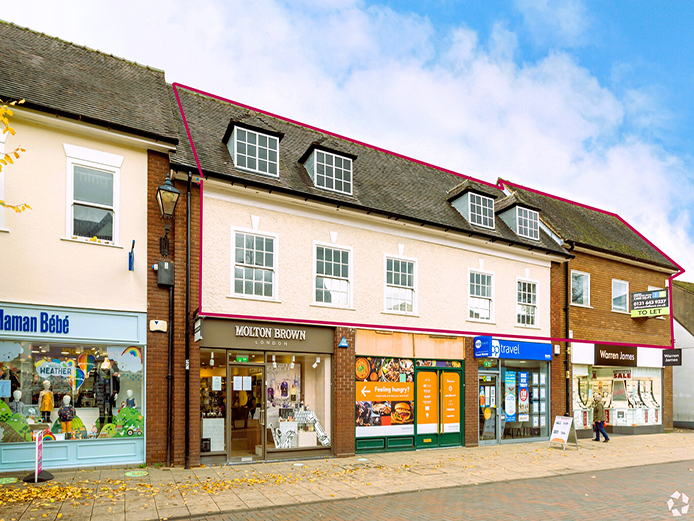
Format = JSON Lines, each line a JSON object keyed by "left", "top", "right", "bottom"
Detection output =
{"left": 166, "top": 286, "right": 174, "bottom": 467}
{"left": 564, "top": 241, "right": 575, "bottom": 416}
{"left": 185, "top": 171, "right": 192, "bottom": 469}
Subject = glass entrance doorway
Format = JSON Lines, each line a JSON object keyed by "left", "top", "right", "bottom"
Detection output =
{"left": 228, "top": 364, "right": 265, "bottom": 462}
{"left": 478, "top": 373, "right": 499, "bottom": 445}
{"left": 414, "top": 367, "right": 463, "bottom": 449}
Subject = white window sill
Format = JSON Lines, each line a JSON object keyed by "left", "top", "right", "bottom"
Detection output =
{"left": 0, "top": 228, "right": 8, "bottom": 234}
{"left": 381, "top": 311, "right": 419, "bottom": 318}
{"left": 611, "top": 309, "right": 630, "bottom": 315}
{"left": 514, "top": 324, "right": 541, "bottom": 330}
{"left": 310, "top": 303, "right": 356, "bottom": 311}
{"left": 467, "top": 318, "right": 496, "bottom": 325}
{"left": 60, "top": 237, "right": 123, "bottom": 249}
{"left": 226, "top": 295, "right": 281, "bottom": 303}
{"left": 570, "top": 303, "right": 593, "bottom": 309}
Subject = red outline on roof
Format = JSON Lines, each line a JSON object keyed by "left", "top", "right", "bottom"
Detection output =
{"left": 170, "top": 82, "right": 682, "bottom": 350}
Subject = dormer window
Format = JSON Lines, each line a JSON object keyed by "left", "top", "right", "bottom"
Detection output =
{"left": 469, "top": 193, "right": 494, "bottom": 228}
{"left": 229, "top": 127, "right": 279, "bottom": 177}
{"left": 517, "top": 207, "right": 539, "bottom": 240}
{"left": 305, "top": 149, "right": 352, "bottom": 195}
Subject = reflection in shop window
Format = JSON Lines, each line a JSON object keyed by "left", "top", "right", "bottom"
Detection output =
{"left": 0, "top": 341, "right": 144, "bottom": 443}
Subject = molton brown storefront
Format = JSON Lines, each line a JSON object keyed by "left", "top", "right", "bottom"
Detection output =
{"left": 196, "top": 319, "right": 338, "bottom": 464}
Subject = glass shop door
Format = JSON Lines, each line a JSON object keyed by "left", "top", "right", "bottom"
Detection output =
{"left": 478, "top": 372, "right": 499, "bottom": 445}
{"left": 227, "top": 364, "right": 265, "bottom": 462}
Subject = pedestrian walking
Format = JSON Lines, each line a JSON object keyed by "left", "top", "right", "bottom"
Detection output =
{"left": 592, "top": 392, "right": 610, "bottom": 442}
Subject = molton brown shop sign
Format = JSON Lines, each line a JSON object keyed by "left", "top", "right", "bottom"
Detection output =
{"left": 594, "top": 345, "right": 637, "bottom": 367}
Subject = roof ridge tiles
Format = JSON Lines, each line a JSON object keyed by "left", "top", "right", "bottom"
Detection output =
{"left": 0, "top": 20, "right": 166, "bottom": 74}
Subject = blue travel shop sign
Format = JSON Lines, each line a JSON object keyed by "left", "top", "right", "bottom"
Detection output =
{"left": 474, "top": 336, "right": 552, "bottom": 361}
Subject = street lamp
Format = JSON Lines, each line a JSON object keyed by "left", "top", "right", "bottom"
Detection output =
{"left": 156, "top": 175, "right": 180, "bottom": 257}
{"left": 155, "top": 174, "right": 180, "bottom": 469}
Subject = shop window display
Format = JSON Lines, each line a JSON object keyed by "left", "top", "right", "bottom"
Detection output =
{"left": 265, "top": 354, "right": 331, "bottom": 450}
{"left": 0, "top": 340, "right": 144, "bottom": 443}
{"left": 572, "top": 365, "right": 661, "bottom": 429}
{"left": 500, "top": 361, "right": 550, "bottom": 440}
{"left": 200, "top": 349, "right": 226, "bottom": 453}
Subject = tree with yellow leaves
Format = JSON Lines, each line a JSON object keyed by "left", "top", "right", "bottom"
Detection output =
{"left": 0, "top": 98, "right": 30, "bottom": 212}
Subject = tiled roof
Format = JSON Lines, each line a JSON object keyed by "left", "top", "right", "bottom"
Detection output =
{"left": 169, "top": 87, "right": 567, "bottom": 256}
{"left": 446, "top": 179, "right": 501, "bottom": 201}
{"left": 0, "top": 21, "right": 177, "bottom": 143}
{"left": 503, "top": 181, "right": 678, "bottom": 271}
{"left": 673, "top": 280, "right": 694, "bottom": 294}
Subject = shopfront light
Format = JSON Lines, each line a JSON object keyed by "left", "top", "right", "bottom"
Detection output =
{"left": 210, "top": 352, "right": 214, "bottom": 366}
{"left": 290, "top": 356, "right": 295, "bottom": 369}
{"left": 312, "top": 356, "right": 320, "bottom": 369}
{"left": 272, "top": 355, "right": 277, "bottom": 369}
{"left": 155, "top": 175, "right": 181, "bottom": 257}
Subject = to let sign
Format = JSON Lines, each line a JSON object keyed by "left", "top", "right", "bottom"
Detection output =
{"left": 631, "top": 289, "right": 669, "bottom": 318}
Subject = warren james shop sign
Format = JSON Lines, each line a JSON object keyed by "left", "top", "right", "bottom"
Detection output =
{"left": 631, "top": 289, "right": 669, "bottom": 318}
{"left": 594, "top": 345, "right": 638, "bottom": 367}
{"left": 663, "top": 348, "right": 682, "bottom": 366}
{"left": 474, "top": 336, "right": 552, "bottom": 361}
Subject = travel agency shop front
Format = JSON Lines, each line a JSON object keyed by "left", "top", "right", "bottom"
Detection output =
{"left": 474, "top": 336, "right": 555, "bottom": 445}
{"left": 0, "top": 302, "right": 147, "bottom": 471}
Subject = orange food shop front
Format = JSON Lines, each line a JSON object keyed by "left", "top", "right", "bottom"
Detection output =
{"left": 354, "top": 330, "right": 465, "bottom": 453}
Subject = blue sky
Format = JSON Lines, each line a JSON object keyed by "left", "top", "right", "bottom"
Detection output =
{"left": 5, "top": 0, "right": 694, "bottom": 276}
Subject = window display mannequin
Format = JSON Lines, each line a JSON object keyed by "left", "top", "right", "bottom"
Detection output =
{"left": 125, "top": 389, "right": 137, "bottom": 408}
{"left": 9, "top": 389, "right": 25, "bottom": 415}
{"left": 39, "top": 380, "right": 54, "bottom": 422}
{"left": 94, "top": 357, "right": 120, "bottom": 426}
{"left": 58, "top": 395, "right": 76, "bottom": 439}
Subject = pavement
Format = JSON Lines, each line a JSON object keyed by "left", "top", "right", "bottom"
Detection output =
{"left": 1, "top": 430, "right": 693, "bottom": 521}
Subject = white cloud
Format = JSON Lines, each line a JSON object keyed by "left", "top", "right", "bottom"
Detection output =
{"left": 0, "top": 342, "right": 23, "bottom": 362}
{"left": 107, "top": 347, "right": 143, "bottom": 373}
{"left": 3, "top": 1, "right": 693, "bottom": 277}
{"left": 514, "top": 0, "right": 589, "bottom": 47}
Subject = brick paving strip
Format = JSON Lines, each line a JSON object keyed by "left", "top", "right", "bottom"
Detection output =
{"left": 0, "top": 431, "right": 693, "bottom": 521}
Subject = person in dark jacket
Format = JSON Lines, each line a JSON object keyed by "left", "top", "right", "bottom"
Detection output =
{"left": 592, "top": 393, "right": 610, "bottom": 442}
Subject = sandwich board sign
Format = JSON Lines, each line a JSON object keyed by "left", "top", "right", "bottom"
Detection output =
{"left": 549, "top": 416, "right": 579, "bottom": 450}
{"left": 35, "top": 429, "right": 43, "bottom": 482}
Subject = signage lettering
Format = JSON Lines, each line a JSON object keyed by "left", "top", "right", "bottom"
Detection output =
{"left": 234, "top": 325, "right": 306, "bottom": 341}
{"left": 595, "top": 345, "right": 638, "bottom": 367}
{"left": 663, "top": 349, "right": 682, "bottom": 367}
{"left": 0, "top": 310, "right": 70, "bottom": 334}
{"left": 631, "top": 289, "right": 669, "bottom": 318}
{"left": 474, "top": 336, "right": 552, "bottom": 361}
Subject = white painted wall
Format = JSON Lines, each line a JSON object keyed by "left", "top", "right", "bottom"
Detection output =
{"left": 674, "top": 319, "right": 694, "bottom": 424}
{"left": 0, "top": 116, "right": 149, "bottom": 312}
{"left": 201, "top": 182, "right": 557, "bottom": 336}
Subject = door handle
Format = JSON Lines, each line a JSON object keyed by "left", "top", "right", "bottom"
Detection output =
{"left": 259, "top": 409, "right": 265, "bottom": 426}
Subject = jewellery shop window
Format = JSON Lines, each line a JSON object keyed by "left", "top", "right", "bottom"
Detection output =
{"left": 0, "top": 340, "right": 144, "bottom": 443}
{"left": 265, "top": 353, "right": 331, "bottom": 450}
{"left": 500, "top": 361, "right": 549, "bottom": 440}
{"left": 200, "top": 348, "right": 227, "bottom": 453}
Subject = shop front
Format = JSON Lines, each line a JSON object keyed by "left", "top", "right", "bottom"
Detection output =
{"left": 198, "top": 319, "right": 334, "bottom": 463}
{"left": 474, "top": 336, "right": 552, "bottom": 445}
{"left": 354, "top": 330, "right": 465, "bottom": 453}
{"left": 572, "top": 344, "right": 663, "bottom": 436}
{"left": 0, "top": 302, "right": 147, "bottom": 471}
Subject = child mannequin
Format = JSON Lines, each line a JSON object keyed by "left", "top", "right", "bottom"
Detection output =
{"left": 10, "top": 389, "right": 25, "bottom": 415}
{"left": 58, "top": 395, "right": 76, "bottom": 439}
{"left": 39, "top": 380, "right": 54, "bottom": 422}
{"left": 125, "top": 389, "right": 137, "bottom": 408}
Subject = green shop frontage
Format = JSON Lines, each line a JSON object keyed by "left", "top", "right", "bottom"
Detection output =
{"left": 0, "top": 302, "right": 147, "bottom": 471}
{"left": 354, "top": 330, "right": 465, "bottom": 453}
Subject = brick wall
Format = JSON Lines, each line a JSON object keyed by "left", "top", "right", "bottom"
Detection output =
{"left": 463, "top": 336, "right": 478, "bottom": 447}
{"left": 146, "top": 159, "right": 201, "bottom": 466}
{"left": 568, "top": 252, "right": 671, "bottom": 346}
{"left": 146, "top": 151, "right": 172, "bottom": 464}
{"left": 550, "top": 261, "right": 569, "bottom": 420}
{"left": 333, "top": 327, "right": 355, "bottom": 457}
{"left": 663, "top": 366, "right": 673, "bottom": 430}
